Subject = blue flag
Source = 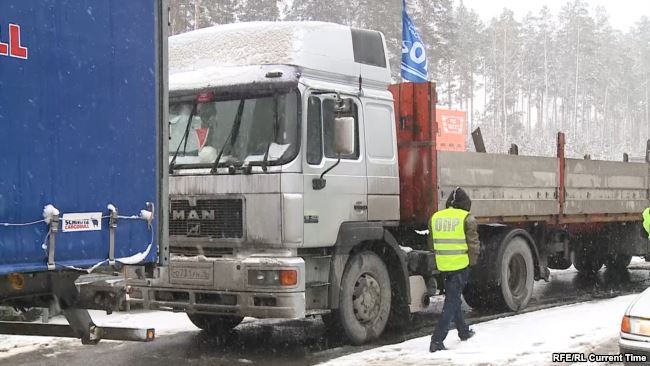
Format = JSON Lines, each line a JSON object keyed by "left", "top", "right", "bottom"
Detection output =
{"left": 401, "top": 0, "right": 428, "bottom": 82}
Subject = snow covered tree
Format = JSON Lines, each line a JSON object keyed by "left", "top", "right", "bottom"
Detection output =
{"left": 236, "top": 0, "right": 280, "bottom": 22}
{"left": 454, "top": 1, "right": 484, "bottom": 132}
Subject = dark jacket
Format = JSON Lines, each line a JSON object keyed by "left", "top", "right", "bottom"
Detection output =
{"left": 464, "top": 215, "right": 481, "bottom": 266}
{"left": 430, "top": 187, "right": 481, "bottom": 266}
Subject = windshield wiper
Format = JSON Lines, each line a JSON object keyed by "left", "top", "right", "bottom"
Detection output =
{"left": 211, "top": 99, "right": 245, "bottom": 173}
{"left": 169, "top": 103, "right": 197, "bottom": 174}
{"left": 251, "top": 94, "right": 279, "bottom": 173}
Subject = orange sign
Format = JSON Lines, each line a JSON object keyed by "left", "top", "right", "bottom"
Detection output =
{"left": 435, "top": 108, "right": 466, "bottom": 151}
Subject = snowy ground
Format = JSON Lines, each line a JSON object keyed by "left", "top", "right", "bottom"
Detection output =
{"left": 0, "top": 310, "right": 201, "bottom": 359}
{"left": 317, "top": 294, "right": 637, "bottom": 366}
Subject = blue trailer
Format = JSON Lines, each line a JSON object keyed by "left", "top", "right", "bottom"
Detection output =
{"left": 0, "top": 1, "right": 168, "bottom": 343}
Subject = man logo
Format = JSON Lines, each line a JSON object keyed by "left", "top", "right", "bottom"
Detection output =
{"left": 187, "top": 222, "right": 201, "bottom": 236}
{"left": 172, "top": 209, "right": 215, "bottom": 221}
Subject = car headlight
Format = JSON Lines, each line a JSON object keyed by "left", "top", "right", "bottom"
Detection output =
{"left": 622, "top": 315, "right": 650, "bottom": 337}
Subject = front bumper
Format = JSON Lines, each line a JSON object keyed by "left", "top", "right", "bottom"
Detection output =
{"left": 620, "top": 334, "right": 650, "bottom": 360}
{"left": 127, "top": 255, "right": 305, "bottom": 319}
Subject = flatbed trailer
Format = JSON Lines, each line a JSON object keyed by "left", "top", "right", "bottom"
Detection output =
{"left": 392, "top": 82, "right": 648, "bottom": 309}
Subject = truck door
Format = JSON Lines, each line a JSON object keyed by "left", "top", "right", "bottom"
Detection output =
{"left": 303, "top": 94, "right": 368, "bottom": 247}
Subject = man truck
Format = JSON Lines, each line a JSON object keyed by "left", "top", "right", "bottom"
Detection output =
{"left": 127, "top": 21, "right": 650, "bottom": 345}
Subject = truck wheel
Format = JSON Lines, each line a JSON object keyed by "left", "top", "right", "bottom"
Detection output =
{"left": 496, "top": 236, "right": 534, "bottom": 311}
{"left": 463, "top": 285, "right": 495, "bottom": 310}
{"left": 337, "top": 251, "right": 391, "bottom": 345}
{"left": 604, "top": 254, "right": 632, "bottom": 271}
{"left": 547, "top": 254, "right": 572, "bottom": 270}
{"left": 571, "top": 243, "right": 603, "bottom": 273}
{"left": 187, "top": 313, "right": 243, "bottom": 334}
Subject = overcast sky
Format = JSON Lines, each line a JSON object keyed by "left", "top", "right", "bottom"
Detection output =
{"left": 461, "top": 0, "right": 650, "bottom": 31}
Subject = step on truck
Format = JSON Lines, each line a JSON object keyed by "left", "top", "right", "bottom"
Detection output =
{"left": 0, "top": 0, "right": 168, "bottom": 343}
{"left": 127, "top": 21, "right": 650, "bottom": 345}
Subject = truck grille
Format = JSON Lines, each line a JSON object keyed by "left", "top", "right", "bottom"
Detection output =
{"left": 170, "top": 246, "right": 234, "bottom": 257}
{"left": 169, "top": 198, "right": 243, "bottom": 239}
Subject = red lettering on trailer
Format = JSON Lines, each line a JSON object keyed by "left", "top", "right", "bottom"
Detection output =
{"left": 9, "top": 24, "right": 27, "bottom": 59}
{"left": 0, "top": 27, "right": 7, "bottom": 55}
{"left": 0, "top": 23, "right": 28, "bottom": 59}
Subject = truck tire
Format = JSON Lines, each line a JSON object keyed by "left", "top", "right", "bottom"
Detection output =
{"left": 571, "top": 243, "right": 603, "bottom": 273}
{"left": 336, "top": 251, "right": 391, "bottom": 345}
{"left": 547, "top": 254, "right": 572, "bottom": 270}
{"left": 187, "top": 313, "right": 243, "bottom": 334}
{"left": 604, "top": 254, "right": 632, "bottom": 271}
{"left": 463, "top": 285, "right": 496, "bottom": 310}
{"left": 496, "top": 236, "right": 534, "bottom": 311}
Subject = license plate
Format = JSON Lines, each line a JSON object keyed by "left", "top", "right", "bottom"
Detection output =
{"left": 169, "top": 263, "right": 213, "bottom": 286}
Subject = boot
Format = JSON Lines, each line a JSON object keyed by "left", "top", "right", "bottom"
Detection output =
{"left": 459, "top": 329, "right": 475, "bottom": 341}
{"left": 429, "top": 340, "right": 446, "bottom": 352}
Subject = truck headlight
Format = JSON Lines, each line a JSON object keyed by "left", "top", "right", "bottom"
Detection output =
{"left": 248, "top": 269, "right": 297, "bottom": 286}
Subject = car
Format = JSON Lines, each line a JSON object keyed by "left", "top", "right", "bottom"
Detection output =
{"left": 620, "top": 287, "right": 650, "bottom": 361}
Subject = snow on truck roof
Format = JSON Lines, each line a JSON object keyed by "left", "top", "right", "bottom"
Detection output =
{"left": 169, "top": 64, "right": 301, "bottom": 96}
{"left": 169, "top": 21, "right": 391, "bottom": 92}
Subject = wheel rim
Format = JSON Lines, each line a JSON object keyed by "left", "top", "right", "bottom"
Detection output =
{"left": 507, "top": 253, "right": 527, "bottom": 296}
{"left": 352, "top": 273, "right": 382, "bottom": 324}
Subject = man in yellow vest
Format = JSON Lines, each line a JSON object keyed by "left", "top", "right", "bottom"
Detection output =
{"left": 430, "top": 187, "right": 481, "bottom": 352}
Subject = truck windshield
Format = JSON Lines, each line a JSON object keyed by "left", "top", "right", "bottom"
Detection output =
{"left": 169, "top": 91, "right": 299, "bottom": 171}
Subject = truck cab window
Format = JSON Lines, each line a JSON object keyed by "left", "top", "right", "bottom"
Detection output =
{"left": 307, "top": 96, "right": 323, "bottom": 165}
{"left": 169, "top": 91, "right": 300, "bottom": 169}
{"left": 323, "top": 98, "right": 359, "bottom": 160}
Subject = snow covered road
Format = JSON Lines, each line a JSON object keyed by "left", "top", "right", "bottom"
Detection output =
{"left": 317, "top": 294, "right": 636, "bottom": 366}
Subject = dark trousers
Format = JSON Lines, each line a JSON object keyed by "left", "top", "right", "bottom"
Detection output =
{"left": 431, "top": 267, "right": 471, "bottom": 344}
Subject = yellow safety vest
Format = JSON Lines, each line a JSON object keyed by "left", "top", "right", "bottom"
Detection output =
{"left": 643, "top": 207, "right": 650, "bottom": 239}
{"left": 431, "top": 208, "right": 470, "bottom": 272}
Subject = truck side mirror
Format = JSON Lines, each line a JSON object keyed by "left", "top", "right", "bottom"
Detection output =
{"left": 312, "top": 116, "right": 356, "bottom": 191}
{"left": 333, "top": 116, "right": 355, "bottom": 155}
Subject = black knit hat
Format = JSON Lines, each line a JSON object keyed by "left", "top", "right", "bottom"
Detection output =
{"left": 445, "top": 187, "right": 472, "bottom": 211}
